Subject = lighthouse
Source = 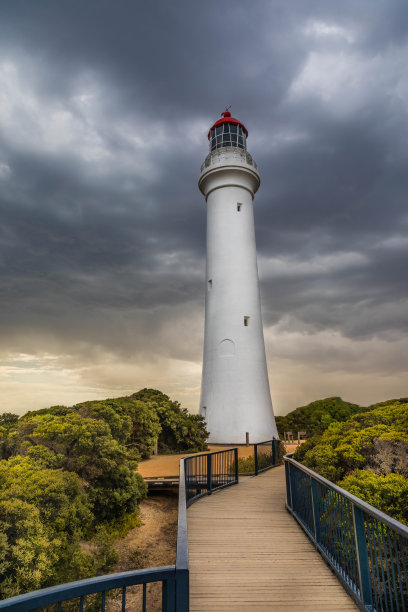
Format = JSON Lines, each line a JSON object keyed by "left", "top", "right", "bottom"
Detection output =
{"left": 199, "top": 110, "right": 278, "bottom": 444}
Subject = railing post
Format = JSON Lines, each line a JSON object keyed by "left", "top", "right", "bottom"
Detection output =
{"left": 254, "top": 443, "right": 258, "bottom": 475}
{"left": 284, "top": 461, "right": 292, "bottom": 509}
{"left": 176, "top": 459, "right": 189, "bottom": 612}
{"left": 162, "top": 574, "right": 176, "bottom": 612}
{"left": 272, "top": 439, "right": 276, "bottom": 466}
{"left": 234, "top": 447, "right": 239, "bottom": 483}
{"left": 287, "top": 461, "right": 294, "bottom": 510}
{"left": 207, "top": 453, "right": 212, "bottom": 495}
{"left": 352, "top": 504, "right": 373, "bottom": 608}
{"left": 175, "top": 569, "right": 189, "bottom": 612}
{"left": 311, "top": 479, "right": 320, "bottom": 544}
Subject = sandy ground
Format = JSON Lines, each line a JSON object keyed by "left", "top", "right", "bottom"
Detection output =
{"left": 108, "top": 491, "right": 178, "bottom": 611}
{"left": 138, "top": 443, "right": 301, "bottom": 478}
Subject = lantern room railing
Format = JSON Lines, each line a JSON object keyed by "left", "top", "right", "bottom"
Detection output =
{"left": 200, "top": 149, "right": 258, "bottom": 173}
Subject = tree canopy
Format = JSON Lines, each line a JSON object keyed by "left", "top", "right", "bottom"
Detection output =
{"left": 0, "top": 388, "right": 208, "bottom": 598}
{"left": 294, "top": 401, "right": 408, "bottom": 524}
{"left": 275, "top": 396, "right": 362, "bottom": 438}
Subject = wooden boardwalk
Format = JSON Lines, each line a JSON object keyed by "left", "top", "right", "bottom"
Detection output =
{"left": 188, "top": 466, "right": 358, "bottom": 611}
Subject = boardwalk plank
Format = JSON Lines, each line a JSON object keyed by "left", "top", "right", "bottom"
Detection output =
{"left": 188, "top": 465, "right": 358, "bottom": 611}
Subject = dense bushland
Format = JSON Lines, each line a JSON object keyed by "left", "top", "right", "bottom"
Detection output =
{"left": 275, "top": 396, "right": 362, "bottom": 438}
{"left": 292, "top": 399, "right": 408, "bottom": 524}
{"left": 0, "top": 389, "right": 208, "bottom": 598}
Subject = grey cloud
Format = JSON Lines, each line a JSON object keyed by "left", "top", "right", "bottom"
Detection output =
{"left": 0, "top": 0, "right": 407, "bottom": 413}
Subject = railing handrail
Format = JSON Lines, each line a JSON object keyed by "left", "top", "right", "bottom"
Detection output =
{"left": 184, "top": 447, "right": 237, "bottom": 461}
{"left": 175, "top": 457, "right": 189, "bottom": 611}
{"left": 285, "top": 453, "right": 408, "bottom": 611}
{"left": 0, "top": 566, "right": 176, "bottom": 611}
{"left": 176, "top": 458, "right": 189, "bottom": 571}
{"left": 285, "top": 454, "right": 408, "bottom": 539}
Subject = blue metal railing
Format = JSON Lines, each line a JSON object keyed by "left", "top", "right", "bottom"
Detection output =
{"left": 0, "top": 567, "right": 176, "bottom": 612}
{"left": 0, "top": 447, "right": 240, "bottom": 612}
{"left": 184, "top": 448, "right": 238, "bottom": 505}
{"left": 285, "top": 455, "right": 408, "bottom": 611}
{"left": 254, "top": 439, "right": 280, "bottom": 475}
{"left": 175, "top": 457, "right": 189, "bottom": 611}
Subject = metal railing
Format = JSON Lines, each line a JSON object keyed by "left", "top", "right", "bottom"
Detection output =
{"left": 200, "top": 149, "right": 258, "bottom": 173}
{"left": 0, "top": 567, "right": 176, "bottom": 611}
{"left": 184, "top": 448, "right": 238, "bottom": 505}
{"left": 0, "top": 448, "right": 240, "bottom": 612}
{"left": 175, "top": 458, "right": 189, "bottom": 612}
{"left": 254, "top": 439, "right": 280, "bottom": 475}
{"left": 285, "top": 455, "right": 408, "bottom": 611}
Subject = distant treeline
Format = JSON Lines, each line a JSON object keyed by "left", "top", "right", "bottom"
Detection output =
{"left": 277, "top": 396, "right": 408, "bottom": 525}
{"left": 0, "top": 389, "right": 208, "bottom": 599}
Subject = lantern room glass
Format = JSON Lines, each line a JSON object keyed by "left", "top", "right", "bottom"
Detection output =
{"left": 209, "top": 123, "right": 246, "bottom": 152}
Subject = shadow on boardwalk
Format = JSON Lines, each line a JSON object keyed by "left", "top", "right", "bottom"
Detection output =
{"left": 188, "top": 465, "right": 358, "bottom": 611}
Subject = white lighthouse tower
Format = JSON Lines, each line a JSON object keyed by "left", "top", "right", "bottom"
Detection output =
{"left": 199, "top": 110, "right": 278, "bottom": 444}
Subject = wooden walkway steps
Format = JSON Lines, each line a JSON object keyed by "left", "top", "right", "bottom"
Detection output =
{"left": 188, "top": 465, "right": 358, "bottom": 611}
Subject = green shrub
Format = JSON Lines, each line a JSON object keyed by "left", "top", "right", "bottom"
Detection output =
{"left": 132, "top": 389, "right": 209, "bottom": 454}
{"left": 297, "top": 402, "right": 408, "bottom": 483}
{"left": 293, "top": 402, "right": 408, "bottom": 525}
{"left": 0, "top": 387, "right": 208, "bottom": 597}
{"left": 338, "top": 470, "right": 408, "bottom": 526}
{"left": 0, "top": 497, "right": 57, "bottom": 599}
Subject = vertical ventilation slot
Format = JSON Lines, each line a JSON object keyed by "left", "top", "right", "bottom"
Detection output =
{"left": 237, "top": 203, "right": 242, "bottom": 212}
{"left": 244, "top": 316, "right": 250, "bottom": 326}
{"left": 208, "top": 279, "right": 212, "bottom": 291}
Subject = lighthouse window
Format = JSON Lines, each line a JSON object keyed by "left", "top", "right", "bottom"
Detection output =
{"left": 208, "top": 279, "right": 212, "bottom": 290}
{"left": 244, "top": 316, "right": 250, "bottom": 326}
{"left": 237, "top": 203, "right": 242, "bottom": 212}
{"left": 209, "top": 124, "right": 247, "bottom": 152}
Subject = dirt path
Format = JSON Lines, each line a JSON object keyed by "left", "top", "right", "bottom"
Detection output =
{"left": 108, "top": 491, "right": 178, "bottom": 611}
{"left": 114, "top": 492, "right": 178, "bottom": 571}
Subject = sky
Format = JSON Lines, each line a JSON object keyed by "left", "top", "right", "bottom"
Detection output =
{"left": 0, "top": 1, "right": 407, "bottom": 417}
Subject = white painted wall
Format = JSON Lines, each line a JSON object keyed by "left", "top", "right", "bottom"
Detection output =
{"left": 199, "top": 148, "right": 278, "bottom": 443}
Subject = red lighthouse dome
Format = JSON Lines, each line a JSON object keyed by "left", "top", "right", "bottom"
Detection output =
{"left": 208, "top": 110, "right": 248, "bottom": 152}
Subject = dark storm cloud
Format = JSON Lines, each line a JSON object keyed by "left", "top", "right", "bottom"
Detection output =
{"left": 0, "top": 0, "right": 407, "bottom": 378}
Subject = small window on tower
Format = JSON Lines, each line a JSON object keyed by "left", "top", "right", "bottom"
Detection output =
{"left": 244, "top": 316, "right": 250, "bottom": 326}
{"left": 237, "top": 203, "right": 242, "bottom": 212}
{"left": 208, "top": 279, "right": 212, "bottom": 291}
